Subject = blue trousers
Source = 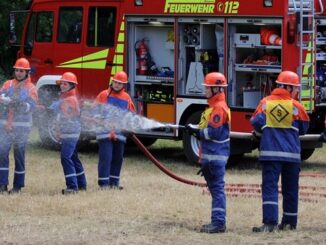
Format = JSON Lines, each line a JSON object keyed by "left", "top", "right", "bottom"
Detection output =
{"left": 202, "top": 162, "right": 226, "bottom": 228}
{"left": 98, "top": 138, "right": 125, "bottom": 187}
{"left": 262, "top": 161, "right": 300, "bottom": 226}
{"left": 61, "top": 138, "right": 87, "bottom": 190}
{"left": 0, "top": 127, "right": 30, "bottom": 189}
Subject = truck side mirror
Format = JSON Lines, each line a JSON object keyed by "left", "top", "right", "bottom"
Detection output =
{"left": 9, "top": 13, "right": 17, "bottom": 44}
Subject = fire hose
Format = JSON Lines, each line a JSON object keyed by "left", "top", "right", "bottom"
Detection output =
{"left": 130, "top": 125, "right": 325, "bottom": 202}
{"left": 130, "top": 133, "right": 207, "bottom": 187}
{"left": 81, "top": 111, "right": 325, "bottom": 200}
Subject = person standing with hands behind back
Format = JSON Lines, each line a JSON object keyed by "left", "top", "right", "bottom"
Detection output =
{"left": 49, "top": 72, "right": 87, "bottom": 195}
{"left": 0, "top": 58, "right": 38, "bottom": 194}
{"left": 95, "top": 71, "right": 135, "bottom": 190}
{"left": 251, "top": 71, "right": 309, "bottom": 232}
{"left": 185, "top": 72, "right": 230, "bottom": 233}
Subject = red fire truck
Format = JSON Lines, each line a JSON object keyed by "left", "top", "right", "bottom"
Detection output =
{"left": 9, "top": 0, "right": 326, "bottom": 163}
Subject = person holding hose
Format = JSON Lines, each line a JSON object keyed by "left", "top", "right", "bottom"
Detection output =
{"left": 251, "top": 71, "right": 310, "bottom": 232}
{"left": 0, "top": 58, "right": 38, "bottom": 194}
{"left": 95, "top": 71, "right": 135, "bottom": 190}
{"left": 185, "top": 72, "right": 230, "bottom": 233}
{"left": 49, "top": 72, "right": 87, "bottom": 194}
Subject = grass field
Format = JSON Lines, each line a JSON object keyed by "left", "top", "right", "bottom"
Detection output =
{"left": 0, "top": 129, "right": 325, "bottom": 244}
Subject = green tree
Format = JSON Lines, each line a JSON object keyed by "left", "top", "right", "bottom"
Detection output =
{"left": 0, "top": 0, "right": 30, "bottom": 82}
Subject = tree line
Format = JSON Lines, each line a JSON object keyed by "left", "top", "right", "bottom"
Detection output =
{"left": 0, "top": 0, "right": 30, "bottom": 82}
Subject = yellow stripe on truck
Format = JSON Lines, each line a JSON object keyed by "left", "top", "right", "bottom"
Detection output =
{"left": 110, "top": 16, "right": 125, "bottom": 83}
{"left": 57, "top": 49, "right": 109, "bottom": 69}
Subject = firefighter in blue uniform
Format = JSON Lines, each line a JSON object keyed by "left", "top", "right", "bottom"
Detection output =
{"left": 0, "top": 58, "right": 38, "bottom": 194}
{"left": 186, "top": 72, "right": 230, "bottom": 233}
{"left": 95, "top": 71, "right": 135, "bottom": 189}
{"left": 251, "top": 71, "right": 310, "bottom": 232}
{"left": 50, "top": 72, "right": 87, "bottom": 194}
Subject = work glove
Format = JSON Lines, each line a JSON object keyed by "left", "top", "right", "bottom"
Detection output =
{"left": 319, "top": 131, "right": 326, "bottom": 143}
{"left": 185, "top": 124, "right": 200, "bottom": 139}
{"left": 48, "top": 101, "right": 61, "bottom": 112}
{"left": 252, "top": 130, "right": 261, "bottom": 141}
{"left": 9, "top": 99, "right": 30, "bottom": 113}
{"left": 109, "top": 131, "right": 117, "bottom": 141}
{"left": 0, "top": 94, "right": 12, "bottom": 105}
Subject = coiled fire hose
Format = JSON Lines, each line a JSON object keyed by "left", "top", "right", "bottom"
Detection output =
{"left": 131, "top": 133, "right": 207, "bottom": 187}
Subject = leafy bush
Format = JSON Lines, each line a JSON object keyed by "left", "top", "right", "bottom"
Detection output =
{"left": 0, "top": 0, "right": 30, "bottom": 77}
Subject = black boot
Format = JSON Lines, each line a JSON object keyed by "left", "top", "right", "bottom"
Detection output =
{"left": 200, "top": 223, "right": 226, "bottom": 233}
{"left": 252, "top": 224, "right": 278, "bottom": 232}
{"left": 62, "top": 188, "right": 78, "bottom": 195}
{"left": 0, "top": 185, "right": 8, "bottom": 193}
{"left": 79, "top": 186, "right": 87, "bottom": 191}
{"left": 278, "top": 223, "right": 296, "bottom": 231}
{"left": 8, "top": 187, "right": 21, "bottom": 194}
{"left": 109, "top": 184, "right": 123, "bottom": 190}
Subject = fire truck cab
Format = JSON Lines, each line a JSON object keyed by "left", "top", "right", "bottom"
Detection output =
{"left": 9, "top": 0, "right": 326, "bottom": 163}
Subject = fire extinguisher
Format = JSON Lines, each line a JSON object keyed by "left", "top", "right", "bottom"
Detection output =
{"left": 135, "top": 39, "right": 149, "bottom": 75}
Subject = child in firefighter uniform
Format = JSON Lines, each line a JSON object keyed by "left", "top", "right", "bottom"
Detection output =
{"left": 50, "top": 72, "right": 87, "bottom": 194}
{"left": 251, "top": 71, "right": 310, "bottom": 232}
{"left": 95, "top": 71, "right": 135, "bottom": 189}
{"left": 0, "top": 58, "right": 38, "bottom": 194}
{"left": 186, "top": 72, "right": 230, "bottom": 233}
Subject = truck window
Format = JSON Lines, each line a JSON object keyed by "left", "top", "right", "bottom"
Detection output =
{"left": 35, "top": 12, "right": 53, "bottom": 42}
{"left": 57, "top": 7, "right": 83, "bottom": 43}
{"left": 25, "top": 12, "right": 36, "bottom": 50}
{"left": 25, "top": 12, "right": 52, "bottom": 55}
{"left": 87, "top": 7, "right": 116, "bottom": 47}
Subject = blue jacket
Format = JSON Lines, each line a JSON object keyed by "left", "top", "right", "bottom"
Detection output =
{"left": 95, "top": 88, "right": 135, "bottom": 143}
{"left": 250, "top": 88, "right": 310, "bottom": 163}
{"left": 198, "top": 93, "right": 230, "bottom": 165}
{"left": 0, "top": 78, "right": 37, "bottom": 130}
{"left": 49, "top": 89, "right": 81, "bottom": 139}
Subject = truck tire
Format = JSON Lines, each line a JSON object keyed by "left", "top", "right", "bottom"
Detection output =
{"left": 301, "top": 149, "right": 315, "bottom": 161}
{"left": 182, "top": 111, "right": 202, "bottom": 165}
{"left": 38, "top": 111, "right": 61, "bottom": 150}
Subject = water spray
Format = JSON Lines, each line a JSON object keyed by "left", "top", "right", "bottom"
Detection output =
{"left": 80, "top": 101, "right": 207, "bottom": 187}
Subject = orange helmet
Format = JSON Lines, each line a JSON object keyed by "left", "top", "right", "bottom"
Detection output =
{"left": 202, "top": 72, "right": 227, "bottom": 87}
{"left": 56, "top": 72, "right": 78, "bottom": 85}
{"left": 275, "top": 71, "right": 300, "bottom": 87}
{"left": 13, "top": 58, "right": 31, "bottom": 70}
{"left": 112, "top": 71, "right": 128, "bottom": 84}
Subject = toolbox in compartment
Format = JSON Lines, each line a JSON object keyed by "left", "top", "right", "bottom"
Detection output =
{"left": 234, "top": 33, "right": 261, "bottom": 46}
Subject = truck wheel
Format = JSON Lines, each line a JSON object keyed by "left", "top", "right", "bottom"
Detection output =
{"left": 301, "top": 149, "right": 315, "bottom": 161}
{"left": 182, "top": 111, "right": 202, "bottom": 164}
{"left": 38, "top": 111, "right": 61, "bottom": 149}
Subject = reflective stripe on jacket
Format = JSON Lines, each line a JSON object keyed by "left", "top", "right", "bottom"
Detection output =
{"left": 95, "top": 88, "right": 135, "bottom": 142}
{"left": 0, "top": 78, "right": 37, "bottom": 129}
{"left": 50, "top": 89, "right": 81, "bottom": 139}
{"left": 199, "top": 93, "right": 230, "bottom": 165}
{"left": 250, "top": 88, "right": 310, "bottom": 163}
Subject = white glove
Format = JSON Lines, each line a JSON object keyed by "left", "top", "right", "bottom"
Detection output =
{"left": 0, "top": 94, "right": 12, "bottom": 105}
